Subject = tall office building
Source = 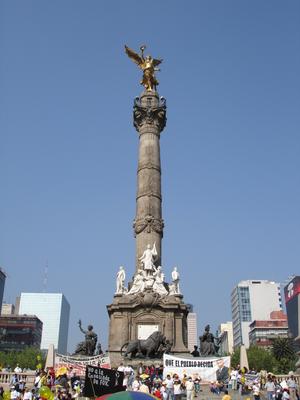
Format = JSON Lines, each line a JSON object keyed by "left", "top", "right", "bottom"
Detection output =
{"left": 19, "top": 293, "right": 70, "bottom": 353}
{"left": 187, "top": 305, "right": 198, "bottom": 352}
{"left": 0, "top": 269, "right": 6, "bottom": 312}
{"left": 218, "top": 321, "right": 234, "bottom": 354}
{"left": 284, "top": 276, "right": 300, "bottom": 342}
{"left": 231, "top": 280, "right": 282, "bottom": 349}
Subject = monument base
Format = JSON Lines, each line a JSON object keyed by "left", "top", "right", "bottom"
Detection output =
{"left": 107, "top": 290, "right": 189, "bottom": 367}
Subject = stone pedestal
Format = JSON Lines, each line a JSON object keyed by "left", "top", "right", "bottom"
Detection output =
{"left": 107, "top": 291, "right": 189, "bottom": 366}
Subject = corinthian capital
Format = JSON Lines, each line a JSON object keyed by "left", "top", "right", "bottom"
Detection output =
{"left": 133, "top": 96, "right": 167, "bottom": 132}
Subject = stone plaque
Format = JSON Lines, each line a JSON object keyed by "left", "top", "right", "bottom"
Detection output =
{"left": 138, "top": 324, "right": 159, "bottom": 340}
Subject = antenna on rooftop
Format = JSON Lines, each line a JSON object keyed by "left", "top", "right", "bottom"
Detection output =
{"left": 43, "top": 261, "right": 48, "bottom": 292}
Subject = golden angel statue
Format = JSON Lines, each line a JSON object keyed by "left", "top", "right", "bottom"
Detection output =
{"left": 125, "top": 45, "right": 162, "bottom": 91}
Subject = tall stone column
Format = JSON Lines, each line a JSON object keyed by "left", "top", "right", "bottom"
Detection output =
{"left": 133, "top": 91, "right": 167, "bottom": 272}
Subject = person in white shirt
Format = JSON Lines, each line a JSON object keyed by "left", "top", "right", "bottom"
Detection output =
{"left": 139, "top": 381, "right": 150, "bottom": 394}
{"left": 23, "top": 389, "right": 33, "bottom": 400}
{"left": 132, "top": 377, "right": 140, "bottom": 391}
{"left": 282, "top": 389, "right": 290, "bottom": 400}
{"left": 10, "top": 388, "right": 20, "bottom": 400}
{"left": 173, "top": 380, "right": 182, "bottom": 400}
{"left": 287, "top": 375, "right": 297, "bottom": 400}
{"left": 161, "top": 384, "right": 168, "bottom": 400}
{"left": 185, "top": 377, "right": 195, "bottom": 400}
{"left": 34, "top": 373, "right": 42, "bottom": 389}
{"left": 14, "top": 365, "right": 22, "bottom": 374}
{"left": 230, "top": 369, "right": 238, "bottom": 390}
{"left": 265, "top": 378, "right": 275, "bottom": 400}
{"left": 117, "top": 363, "right": 125, "bottom": 373}
{"left": 165, "top": 375, "right": 174, "bottom": 400}
{"left": 124, "top": 365, "right": 134, "bottom": 390}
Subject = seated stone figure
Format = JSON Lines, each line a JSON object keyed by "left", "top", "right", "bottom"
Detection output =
{"left": 199, "top": 324, "right": 219, "bottom": 356}
{"left": 152, "top": 266, "right": 168, "bottom": 296}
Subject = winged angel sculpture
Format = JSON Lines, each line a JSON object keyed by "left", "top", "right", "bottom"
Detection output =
{"left": 125, "top": 45, "right": 162, "bottom": 91}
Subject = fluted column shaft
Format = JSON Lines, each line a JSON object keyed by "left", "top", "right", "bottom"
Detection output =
{"left": 133, "top": 91, "right": 167, "bottom": 272}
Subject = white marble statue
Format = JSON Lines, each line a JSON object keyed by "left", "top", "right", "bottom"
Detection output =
{"left": 168, "top": 282, "right": 176, "bottom": 295}
{"left": 128, "top": 270, "right": 146, "bottom": 295}
{"left": 115, "top": 266, "right": 126, "bottom": 294}
{"left": 153, "top": 266, "right": 168, "bottom": 296}
{"left": 171, "top": 266, "right": 180, "bottom": 294}
{"left": 139, "top": 243, "right": 157, "bottom": 275}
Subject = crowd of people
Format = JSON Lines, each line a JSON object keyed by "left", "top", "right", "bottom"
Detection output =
{"left": 0, "top": 362, "right": 299, "bottom": 400}
{"left": 209, "top": 367, "right": 300, "bottom": 400}
{"left": 0, "top": 365, "right": 82, "bottom": 400}
{"left": 117, "top": 362, "right": 201, "bottom": 400}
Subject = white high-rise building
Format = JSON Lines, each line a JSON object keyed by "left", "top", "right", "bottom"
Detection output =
{"left": 218, "top": 321, "right": 233, "bottom": 354}
{"left": 187, "top": 305, "right": 198, "bottom": 352}
{"left": 231, "top": 280, "right": 282, "bottom": 349}
{"left": 19, "top": 293, "right": 70, "bottom": 353}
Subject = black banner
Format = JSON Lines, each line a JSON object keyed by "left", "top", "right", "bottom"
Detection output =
{"left": 83, "top": 365, "right": 125, "bottom": 397}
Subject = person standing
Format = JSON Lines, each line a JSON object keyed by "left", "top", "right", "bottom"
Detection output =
{"left": 253, "top": 383, "right": 260, "bottom": 400}
{"left": 287, "top": 374, "right": 297, "bottom": 400}
{"left": 165, "top": 375, "right": 174, "bottom": 400}
{"left": 173, "top": 379, "right": 182, "bottom": 400}
{"left": 23, "top": 388, "right": 33, "bottom": 400}
{"left": 230, "top": 368, "right": 238, "bottom": 390}
{"left": 265, "top": 377, "right": 276, "bottom": 400}
{"left": 14, "top": 365, "right": 22, "bottom": 374}
{"left": 185, "top": 377, "right": 194, "bottom": 400}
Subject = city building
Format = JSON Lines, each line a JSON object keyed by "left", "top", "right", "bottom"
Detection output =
{"left": 0, "top": 269, "right": 6, "bottom": 312}
{"left": 284, "top": 276, "right": 300, "bottom": 343}
{"left": 187, "top": 305, "right": 198, "bottom": 352}
{"left": 231, "top": 280, "right": 282, "bottom": 349}
{"left": 1, "top": 303, "right": 15, "bottom": 315}
{"left": 0, "top": 314, "right": 43, "bottom": 351}
{"left": 249, "top": 310, "right": 288, "bottom": 347}
{"left": 218, "top": 321, "right": 233, "bottom": 354}
{"left": 19, "top": 293, "right": 70, "bottom": 353}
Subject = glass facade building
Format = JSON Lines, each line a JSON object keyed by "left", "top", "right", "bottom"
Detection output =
{"left": 231, "top": 280, "right": 282, "bottom": 349}
{"left": 19, "top": 293, "right": 70, "bottom": 353}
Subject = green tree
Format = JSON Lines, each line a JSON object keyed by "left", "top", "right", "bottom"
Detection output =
{"left": 272, "top": 337, "right": 295, "bottom": 360}
{"left": 247, "top": 345, "right": 277, "bottom": 372}
{"left": 0, "top": 348, "right": 44, "bottom": 370}
{"left": 231, "top": 347, "right": 240, "bottom": 368}
{"left": 271, "top": 337, "right": 297, "bottom": 374}
{"left": 231, "top": 345, "right": 277, "bottom": 372}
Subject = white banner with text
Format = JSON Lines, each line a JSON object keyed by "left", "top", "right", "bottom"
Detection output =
{"left": 55, "top": 354, "right": 111, "bottom": 377}
{"left": 163, "top": 354, "right": 231, "bottom": 382}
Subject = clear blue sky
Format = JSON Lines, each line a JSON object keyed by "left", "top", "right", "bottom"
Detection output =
{"left": 1, "top": 1, "right": 300, "bottom": 352}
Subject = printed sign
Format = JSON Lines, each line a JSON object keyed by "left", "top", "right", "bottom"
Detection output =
{"left": 83, "top": 365, "right": 125, "bottom": 397}
{"left": 55, "top": 353, "right": 111, "bottom": 377}
{"left": 284, "top": 276, "right": 300, "bottom": 303}
{"left": 163, "top": 354, "right": 231, "bottom": 383}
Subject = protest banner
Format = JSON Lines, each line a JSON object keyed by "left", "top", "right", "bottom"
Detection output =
{"left": 55, "top": 353, "right": 111, "bottom": 377}
{"left": 83, "top": 365, "right": 125, "bottom": 397}
{"left": 163, "top": 354, "right": 231, "bottom": 382}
